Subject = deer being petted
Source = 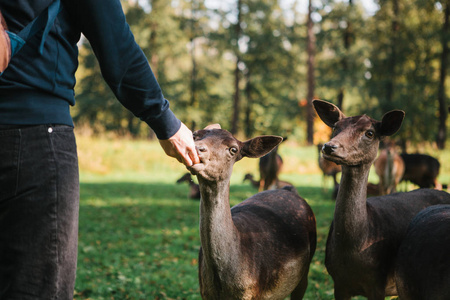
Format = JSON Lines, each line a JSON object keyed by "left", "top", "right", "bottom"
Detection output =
{"left": 313, "top": 100, "right": 450, "bottom": 300}
{"left": 188, "top": 124, "right": 316, "bottom": 299}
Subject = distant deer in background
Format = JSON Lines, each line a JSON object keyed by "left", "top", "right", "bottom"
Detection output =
{"left": 243, "top": 173, "right": 260, "bottom": 188}
{"left": 366, "top": 182, "right": 381, "bottom": 197}
{"left": 189, "top": 125, "right": 316, "bottom": 299}
{"left": 395, "top": 204, "right": 450, "bottom": 299}
{"left": 258, "top": 138, "right": 287, "bottom": 191}
{"left": 400, "top": 153, "right": 441, "bottom": 189}
{"left": 317, "top": 143, "right": 341, "bottom": 198}
{"left": 373, "top": 142, "right": 405, "bottom": 195}
{"left": 243, "top": 173, "right": 295, "bottom": 191}
{"left": 313, "top": 99, "right": 450, "bottom": 300}
{"left": 176, "top": 173, "right": 200, "bottom": 200}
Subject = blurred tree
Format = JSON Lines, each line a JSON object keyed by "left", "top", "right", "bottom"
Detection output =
{"left": 231, "top": 0, "right": 243, "bottom": 134}
{"left": 436, "top": 0, "right": 449, "bottom": 149}
{"left": 240, "top": 0, "right": 300, "bottom": 137}
{"left": 71, "top": 0, "right": 449, "bottom": 148}
{"left": 316, "top": 0, "right": 368, "bottom": 114}
{"left": 306, "top": 0, "right": 316, "bottom": 145}
{"left": 177, "top": 0, "right": 235, "bottom": 131}
{"left": 366, "top": 0, "right": 444, "bottom": 148}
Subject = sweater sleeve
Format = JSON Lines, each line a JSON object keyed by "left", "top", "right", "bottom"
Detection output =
{"left": 74, "top": 0, "right": 180, "bottom": 139}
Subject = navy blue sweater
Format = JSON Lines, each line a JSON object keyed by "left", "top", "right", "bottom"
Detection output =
{"left": 0, "top": 0, "right": 181, "bottom": 139}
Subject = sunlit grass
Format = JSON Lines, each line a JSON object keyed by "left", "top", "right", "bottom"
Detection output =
{"left": 74, "top": 135, "right": 449, "bottom": 299}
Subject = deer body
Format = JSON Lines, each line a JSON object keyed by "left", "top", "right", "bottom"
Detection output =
{"left": 189, "top": 125, "right": 316, "bottom": 299}
{"left": 400, "top": 153, "right": 441, "bottom": 189}
{"left": 374, "top": 147, "right": 405, "bottom": 195}
{"left": 313, "top": 100, "right": 450, "bottom": 300}
{"left": 258, "top": 146, "right": 283, "bottom": 191}
{"left": 176, "top": 173, "right": 200, "bottom": 200}
{"left": 395, "top": 204, "right": 450, "bottom": 299}
{"left": 327, "top": 176, "right": 449, "bottom": 298}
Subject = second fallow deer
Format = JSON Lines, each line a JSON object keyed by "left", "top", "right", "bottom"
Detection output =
{"left": 313, "top": 99, "right": 450, "bottom": 300}
{"left": 188, "top": 124, "right": 316, "bottom": 299}
{"left": 395, "top": 204, "right": 450, "bottom": 299}
{"left": 258, "top": 139, "right": 284, "bottom": 192}
{"left": 373, "top": 142, "right": 405, "bottom": 195}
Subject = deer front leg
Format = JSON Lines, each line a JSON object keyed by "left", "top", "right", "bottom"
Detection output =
{"left": 333, "top": 285, "right": 352, "bottom": 300}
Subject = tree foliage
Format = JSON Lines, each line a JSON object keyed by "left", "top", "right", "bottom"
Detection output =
{"left": 73, "top": 0, "right": 449, "bottom": 148}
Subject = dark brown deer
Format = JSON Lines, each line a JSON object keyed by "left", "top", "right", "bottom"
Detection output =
{"left": 176, "top": 173, "right": 200, "bottom": 200}
{"left": 244, "top": 173, "right": 295, "bottom": 190}
{"left": 400, "top": 153, "right": 441, "bottom": 189}
{"left": 258, "top": 139, "right": 285, "bottom": 192}
{"left": 373, "top": 143, "right": 405, "bottom": 195}
{"left": 313, "top": 99, "right": 450, "bottom": 300}
{"left": 243, "top": 173, "right": 260, "bottom": 189}
{"left": 188, "top": 124, "right": 316, "bottom": 299}
{"left": 395, "top": 204, "right": 450, "bottom": 299}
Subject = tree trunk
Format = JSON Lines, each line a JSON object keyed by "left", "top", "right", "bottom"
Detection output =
{"left": 244, "top": 71, "right": 253, "bottom": 138}
{"left": 149, "top": 14, "right": 159, "bottom": 79}
{"left": 231, "top": 0, "right": 242, "bottom": 135}
{"left": 338, "top": 0, "right": 353, "bottom": 111}
{"left": 306, "top": 0, "right": 316, "bottom": 145}
{"left": 436, "top": 1, "right": 449, "bottom": 149}
{"left": 337, "top": 89, "right": 344, "bottom": 110}
{"left": 386, "top": 0, "right": 399, "bottom": 109}
{"left": 190, "top": 37, "right": 197, "bottom": 107}
{"left": 190, "top": 0, "right": 199, "bottom": 108}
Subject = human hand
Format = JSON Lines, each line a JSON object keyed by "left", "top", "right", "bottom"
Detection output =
{"left": 159, "top": 123, "right": 200, "bottom": 167}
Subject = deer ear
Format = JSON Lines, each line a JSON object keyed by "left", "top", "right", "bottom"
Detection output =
{"left": 313, "top": 100, "right": 346, "bottom": 127}
{"left": 379, "top": 110, "right": 405, "bottom": 136}
{"left": 241, "top": 136, "right": 283, "bottom": 158}
{"left": 204, "top": 124, "right": 221, "bottom": 130}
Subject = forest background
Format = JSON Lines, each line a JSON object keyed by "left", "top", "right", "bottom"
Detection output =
{"left": 71, "top": 1, "right": 449, "bottom": 298}
{"left": 73, "top": 0, "right": 449, "bottom": 150}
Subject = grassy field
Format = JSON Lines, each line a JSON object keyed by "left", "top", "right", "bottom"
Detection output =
{"left": 73, "top": 135, "right": 450, "bottom": 300}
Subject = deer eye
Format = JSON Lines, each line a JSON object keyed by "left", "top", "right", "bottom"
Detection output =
{"left": 229, "top": 147, "right": 238, "bottom": 155}
{"left": 365, "top": 130, "right": 375, "bottom": 139}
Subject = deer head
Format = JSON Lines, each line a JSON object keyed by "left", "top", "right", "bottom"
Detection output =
{"left": 313, "top": 100, "right": 404, "bottom": 166}
{"left": 188, "top": 124, "right": 282, "bottom": 182}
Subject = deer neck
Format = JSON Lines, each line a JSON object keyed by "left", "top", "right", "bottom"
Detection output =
{"left": 198, "top": 178, "right": 241, "bottom": 276}
{"left": 333, "top": 163, "right": 371, "bottom": 248}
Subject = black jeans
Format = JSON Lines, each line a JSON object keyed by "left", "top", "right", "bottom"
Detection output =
{"left": 0, "top": 125, "right": 79, "bottom": 300}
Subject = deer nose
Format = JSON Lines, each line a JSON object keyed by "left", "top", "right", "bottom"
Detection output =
{"left": 322, "top": 143, "right": 338, "bottom": 155}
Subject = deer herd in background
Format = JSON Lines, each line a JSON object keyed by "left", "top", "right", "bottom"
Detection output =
{"left": 174, "top": 100, "right": 450, "bottom": 299}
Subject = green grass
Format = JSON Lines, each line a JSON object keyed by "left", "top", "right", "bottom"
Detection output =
{"left": 74, "top": 136, "right": 449, "bottom": 299}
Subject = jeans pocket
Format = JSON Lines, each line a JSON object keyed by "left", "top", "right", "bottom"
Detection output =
{"left": 0, "top": 130, "right": 20, "bottom": 203}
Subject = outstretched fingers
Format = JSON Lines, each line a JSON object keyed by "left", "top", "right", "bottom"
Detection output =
{"left": 159, "top": 123, "right": 200, "bottom": 167}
